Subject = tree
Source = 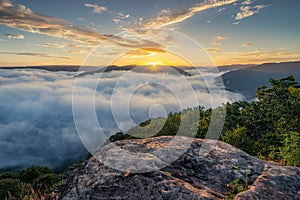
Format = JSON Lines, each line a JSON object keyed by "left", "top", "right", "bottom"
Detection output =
{"left": 221, "top": 127, "right": 260, "bottom": 155}
{"left": 0, "top": 178, "right": 22, "bottom": 199}
{"left": 242, "top": 76, "right": 300, "bottom": 141}
{"left": 280, "top": 131, "right": 300, "bottom": 166}
{"left": 19, "top": 165, "right": 52, "bottom": 183}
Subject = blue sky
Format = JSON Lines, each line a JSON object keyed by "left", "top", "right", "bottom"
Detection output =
{"left": 0, "top": 0, "right": 299, "bottom": 66}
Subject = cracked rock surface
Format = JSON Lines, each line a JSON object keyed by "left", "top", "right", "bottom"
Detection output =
{"left": 59, "top": 136, "right": 300, "bottom": 200}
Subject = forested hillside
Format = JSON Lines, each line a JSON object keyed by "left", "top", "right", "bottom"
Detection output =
{"left": 111, "top": 75, "right": 300, "bottom": 167}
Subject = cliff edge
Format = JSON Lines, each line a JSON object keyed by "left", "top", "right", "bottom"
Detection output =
{"left": 59, "top": 136, "right": 300, "bottom": 200}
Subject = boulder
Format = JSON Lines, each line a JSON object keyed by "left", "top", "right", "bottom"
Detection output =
{"left": 59, "top": 136, "right": 300, "bottom": 199}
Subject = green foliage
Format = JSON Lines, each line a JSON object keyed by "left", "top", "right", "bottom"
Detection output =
{"left": 243, "top": 76, "right": 300, "bottom": 140}
{"left": 19, "top": 165, "right": 52, "bottom": 183}
{"left": 0, "top": 171, "right": 18, "bottom": 180}
{"left": 222, "top": 101, "right": 249, "bottom": 133}
{"left": 126, "top": 106, "right": 204, "bottom": 139}
{"left": 280, "top": 131, "right": 300, "bottom": 166}
{"left": 0, "top": 178, "right": 22, "bottom": 199}
{"left": 239, "top": 76, "right": 300, "bottom": 162}
{"left": 33, "top": 173, "right": 60, "bottom": 193}
{"left": 221, "top": 127, "right": 260, "bottom": 155}
{"left": 0, "top": 166, "right": 63, "bottom": 200}
{"left": 226, "top": 178, "right": 246, "bottom": 199}
{"left": 109, "top": 132, "right": 136, "bottom": 142}
{"left": 109, "top": 75, "right": 300, "bottom": 167}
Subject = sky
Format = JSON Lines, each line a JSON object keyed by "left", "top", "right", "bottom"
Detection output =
{"left": 0, "top": 0, "right": 300, "bottom": 67}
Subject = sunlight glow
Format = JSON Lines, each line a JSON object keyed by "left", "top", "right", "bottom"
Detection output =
{"left": 145, "top": 61, "right": 163, "bottom": 71}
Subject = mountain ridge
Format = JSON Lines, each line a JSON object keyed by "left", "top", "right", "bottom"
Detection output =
{"left": 220, "top": 61, "right": 300, "bottom": 100}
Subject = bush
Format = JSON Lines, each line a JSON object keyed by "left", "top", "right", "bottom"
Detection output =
{"left": 221, "top": 127, "right": 260, "bottom": 155}
{"left": 0, "top": 178, "right": 22, "bottom": 199}
{"left": 0, "top": 171, "right": 18, "bottom": 180}
{"left": 19, "top": 165, "right": 52, "bottom": 183}
{"left": 280, "top": 131, "right": 300, "bottom": 166}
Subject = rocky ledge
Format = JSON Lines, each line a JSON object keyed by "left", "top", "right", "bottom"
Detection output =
{"left": 59, "top": 136, "right": 300, "bottom": 200}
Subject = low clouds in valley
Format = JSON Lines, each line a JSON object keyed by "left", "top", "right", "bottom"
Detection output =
{"left": 0, "top": 68, "right": 244, "bottom": 170}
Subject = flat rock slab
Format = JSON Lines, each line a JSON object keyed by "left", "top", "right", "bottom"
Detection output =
{"left": 59, "top": 136, "right": 300, "bottom": 200}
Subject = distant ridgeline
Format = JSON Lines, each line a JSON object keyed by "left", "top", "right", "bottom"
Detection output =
{"left": 110, "top": 75, "right": 300, "bottom": 167}
{"left": 0, "top": 65, "right": 192, "bottom": 76}
{"left": 1, "top": 61, "right": 299, "bottom": 100}
{"left": 219, "top": 61, "right": 300, "bottom": 100}
{"left": 75, "top": 65, "right": 192, "bottom": 77}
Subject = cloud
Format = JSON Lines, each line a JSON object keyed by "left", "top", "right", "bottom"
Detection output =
{"left": 212, "top": 40, "right": 221, "bottom": 46}
{"left": 212, "top": 36, "right": 228, "bottom": 46}
{"left": 84, "top": 3, "right": 107, "bottom": 14}
{"left": 0, "top": 69, "right": 87, "bottom": 170}
{"left": 66, "top": 50, "right": 87, "bottom": 54}
{"left": 215, "top": 36, "right": 227, "bottom": 40}
{"left": 0, "top": 52, "right": 70, "bottom": 59}
{"left": 0, "top": 1, "right": 164, "bottom": 49}
{"left": 113, "top": 18, "right": 121, "bottom": 24}
{"left": 139, "top": 48, "right": 166, "bottom": 54}
{"left": 234, "top": 1, "right": 270, "bottom": 24}
{"left": 37, "top": 43, "right": 95, "bottom": 56}
{"left": 122, "top": 48, "right": 166, "bottom": 57}
{"left": 242, "top": 42, "right": 252, "bottom": 47}
{"left": 218, "top": 7, "right": 226, "bottom": 12}
{"left": 241, "top": 0, "right": 252, "bottom": 5}
{"left": 37, "top": 43, "right": 65, "bottom": 48}
{"left": 4, "top": 34, "right": 24, "bottom": 39}
{"left": 206, "top": 48, "right": 221, "bottom": 53}
{"left": 215, "top": 50, "right": 300, "bottom": 64}
{"left": 235, "top": 6, "right": 255, "bottom": 21}
{"left": 0, "top": 0, "right": 12, "bottom": 7}
{"left": 128, "top": 0, "right": 238, "bottom": 32}
{"left": 0, "top": 68, "right": 244, "bottom": 170}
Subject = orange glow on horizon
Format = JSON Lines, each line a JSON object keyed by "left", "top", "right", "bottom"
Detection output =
{"left": 111, "top": 49, "right": 193, "bottom": 67}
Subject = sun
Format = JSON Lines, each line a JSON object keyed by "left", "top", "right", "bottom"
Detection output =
{"left": 145, "top": 61, "right": 163, "bottom": 72}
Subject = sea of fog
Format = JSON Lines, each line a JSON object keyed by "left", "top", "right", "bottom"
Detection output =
{"left": 0, "top": 67, "right": 244, "bottom": 170}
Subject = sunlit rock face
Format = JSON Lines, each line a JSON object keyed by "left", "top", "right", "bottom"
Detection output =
{"left": 59, "top": 136, "right": 300, "bottom": 200}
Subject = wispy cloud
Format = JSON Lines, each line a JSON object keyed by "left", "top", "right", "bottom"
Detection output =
{"left": 4, "top": 34, "right": 24, "bottom": 39}
{"left": 218, "top": 7, "right": 226, "bottom": 12}
{"left": 212, "top": 36, "right": 228, "bottom": 46}
{"left": 241, "top": 0, "right": 252, "bottom": 5}
{"left": 36, "top": 43, "right": 96, "bottom": 56}
{"left": 128, "top": 0, "right": 238, "bottom": 33}
{"left": 65, "top": 50, "right": 87, "bottom": 54}
{"left": 215, "top": 36, "right": 227, "bottom": 40}
{"left": 234, "top": 0, "right": 270, "bottom": 24}
{"left": 0, "top": 52, "right": 70, "bottom": 59}
{"left": 206, "top": 48, "right": 220, "bottom": 53}
{"left": 242, "top": 42, "right": 252, "bottom": 47}
{"left": 37, "top": 43, "right": 65, "bottom": 49}
{"left": 0, "top": 1, "right": 163, "bottom": 50}
{"left": 83, "top": 3, "right": 131, "bottom": 27}
{"left": 124, "top": 47, "right": 166, "bottom": 57}
{"left": 84, "top": 3, "right": 107, "bottom": 14}
{"left": 215, "top": 50, "right": 300, "bottom": 65}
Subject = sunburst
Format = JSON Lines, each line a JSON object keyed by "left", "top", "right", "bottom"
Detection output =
{"left": 145, "top": 61, "right": 162, "bottom": 72}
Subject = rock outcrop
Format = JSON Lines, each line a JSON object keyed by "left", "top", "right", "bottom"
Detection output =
{"left": 59, "top": 136, "right": 300, "bottom": 200}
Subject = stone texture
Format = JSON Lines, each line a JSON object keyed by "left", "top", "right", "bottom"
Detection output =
{"left": 59, "top": 136, "right": 300, "bottom": 200}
